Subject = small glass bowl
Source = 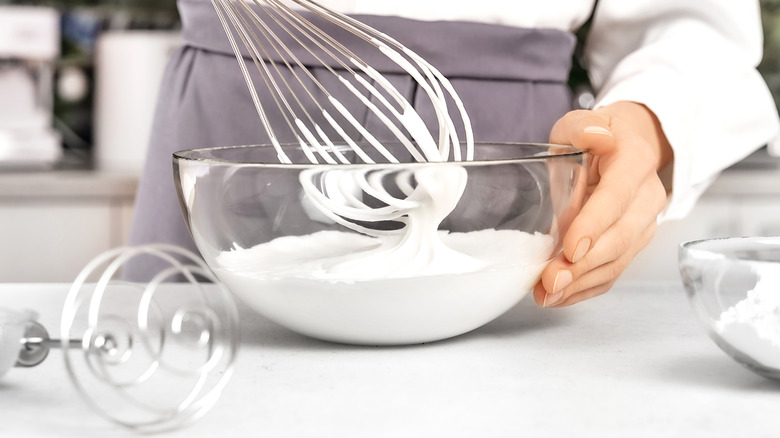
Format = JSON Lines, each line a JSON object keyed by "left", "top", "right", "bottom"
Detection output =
{"left": 679, "top": 236, "right": 780, "bottom": 380}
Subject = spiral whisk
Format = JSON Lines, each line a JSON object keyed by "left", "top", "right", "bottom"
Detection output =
{"left": 210, "top": 0, "right": 474, "bottom": 164}
{"left": 9, "top": 245, "right": 240, "bottom": 433}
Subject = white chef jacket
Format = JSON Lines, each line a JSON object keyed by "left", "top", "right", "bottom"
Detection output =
{"left": 317, "top": 0, "right": 780, "bottom": 221}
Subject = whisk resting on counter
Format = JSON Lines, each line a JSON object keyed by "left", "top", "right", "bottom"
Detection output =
{"left": 0, "top": 245, "right": 239, "bottom": 433}
{"left": 210, "top": 0, "right": 474, "bottom": 164}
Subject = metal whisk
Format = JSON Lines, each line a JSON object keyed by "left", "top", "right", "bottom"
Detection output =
{"left": 3, "top": 245, "right": 239, "bottom": 433}
{"left": 210, "top": 0, "right": 474, "bottom": 165}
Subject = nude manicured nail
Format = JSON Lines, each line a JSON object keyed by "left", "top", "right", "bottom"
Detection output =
{"left": 583, "top": 126, "right": 612, "bottom": 136}
{"left": 572, "top": 238, "right": 591, "bottom": 263}
{"left": 543, "top": 291, "right": 563, "bottom": 308}
{"left": 552, "top": 269, "right": 572, "bottom": 293}
{"left": 544, "top": 270, "right": 573, "bottom": 307}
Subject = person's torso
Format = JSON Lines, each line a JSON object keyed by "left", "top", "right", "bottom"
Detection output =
{"left": 308, "top": 0, "right": 595, "bottom": 31}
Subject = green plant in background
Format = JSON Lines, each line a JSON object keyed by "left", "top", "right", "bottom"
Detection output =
{"left": 760, "top": 0, "right": 780, "bottom": 109}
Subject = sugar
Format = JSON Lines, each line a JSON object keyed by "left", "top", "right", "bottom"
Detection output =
{"left": 715, "top": 269, "right": 780, "bottom": 369}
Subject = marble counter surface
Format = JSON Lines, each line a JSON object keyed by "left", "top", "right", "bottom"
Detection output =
{"left": 0, "top": 282, "right": 778, "bottom": 438}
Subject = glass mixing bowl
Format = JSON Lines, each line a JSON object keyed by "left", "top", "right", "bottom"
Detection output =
{"left": 679, "top": 237, "right": 780, "bottom": 380}
{"left": 174, "top": 142, "right": 588, "bottom": 345}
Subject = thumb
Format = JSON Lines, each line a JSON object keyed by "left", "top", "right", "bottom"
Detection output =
{"left": 549, "top": 110, "right": 616, "bottom": 155}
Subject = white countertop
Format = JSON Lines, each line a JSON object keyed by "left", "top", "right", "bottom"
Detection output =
{"left": 0, "top": 170, "right": 138, "bottom": 199}
{"left": 1, "top": 281, "right": 778, "bottom": 437}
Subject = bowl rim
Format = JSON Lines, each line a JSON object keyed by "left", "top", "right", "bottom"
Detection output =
{"left": 172, "top": 142, "right": 586, "bottom": 168}
{"left": 680, "top": 236, "right": 780, "bottom": 263}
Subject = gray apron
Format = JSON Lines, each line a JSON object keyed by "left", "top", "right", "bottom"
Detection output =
{"left": 125, "top": 0, "right": 577, "bottom": 280}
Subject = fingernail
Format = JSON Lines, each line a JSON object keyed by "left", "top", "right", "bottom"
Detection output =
{"left": 572, "top": 238, "right": 591, "bottom": 263}
{"left": 552, "top": 269, "right": 572, "bottom": 293}
{"left": 584, "top": 126, "right": 612, "bottom": 136}
{"left": 543, "top": 291, "right": 563, "bottom": 308}
{"left": 544, "top": 270, "right": 573, "bottom": 307}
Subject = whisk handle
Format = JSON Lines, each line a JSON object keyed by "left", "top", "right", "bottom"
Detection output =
{"left": 16, "top": 321, "right": 80, "bottom": 368}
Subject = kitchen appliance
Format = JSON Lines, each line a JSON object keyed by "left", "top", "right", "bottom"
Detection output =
{"left": 93, "top": 30, "right": 181, "bottom": 172}
{"left": 0, "top": 6, "right": 62, "bottom": 168}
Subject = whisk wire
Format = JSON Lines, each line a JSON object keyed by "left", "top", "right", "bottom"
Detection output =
{"left": 221, "top": 0, "right": 396, "bottom": 164}
{"left": 221, "top": 0, "right": 327, "bottom": 162}
{"left": 289, "top": 1, "right": 452, "bottom": 161}
{"left": 211, "top": 0, "right": 474, "bottom": 164}
{"left": 238, "top": 1, "right": 348, "bottom": 164}
{"left": 211, "top": 1, "right": 290, "bottom": 163}
{"left": 257, "top": 0, "right": 431, "bottom": 163}
{"left": 297, "top": 0, "right": 474, "bottom": 160}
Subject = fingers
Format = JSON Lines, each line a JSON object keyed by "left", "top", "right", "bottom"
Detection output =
{"left": 550, "top": 110, "right": 658, "bottom": 265}
{"left": 535, "top": 104, "right": 671, "bottom": 308}
{"left": 532, "top": 222, "right": 656, "bottom": 307}
{"left": 568, "top": 145, "right": 659, "bottom": 260}
{"left": 547, "top": 223, "right": 657, "bottom": 307}
{"left": 561, "top": 140, "right": 658, "bottom": 263}
{"left": 534, "top": 280, "right": 616, "bottom": 308}
{"left": 533, "top": 175, "right": 665, "bottom": 307}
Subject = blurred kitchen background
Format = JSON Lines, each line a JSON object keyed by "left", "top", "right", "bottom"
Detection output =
{"left": 0, "top": 0, "right": 779, "bottom": 283}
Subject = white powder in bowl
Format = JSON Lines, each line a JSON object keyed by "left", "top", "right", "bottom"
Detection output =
{"left": 216, "top": 229, "right": 552, "bottom": 281}
{"left": 207, "top": 165, "right": 557, "bottom": 344}
{"left": 715, "top": 269, "right": 780, "bottom": 369}
{"left": 213, "top": 229, "right": 554, "bottom": 344}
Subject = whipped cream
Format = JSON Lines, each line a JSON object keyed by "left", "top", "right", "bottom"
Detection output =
{"left": 219, "top": 164, "right": 553, "bottom": 280}
{"left": 212, "top": 164, "right": 554, "bottom": 344}
{"left": 217, "top": 228, "right": 553, "bottom": 282}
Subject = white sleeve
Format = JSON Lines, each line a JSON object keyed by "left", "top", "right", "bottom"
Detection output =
{"left": 584, "top": 0, "right": 780, "bottom": 221}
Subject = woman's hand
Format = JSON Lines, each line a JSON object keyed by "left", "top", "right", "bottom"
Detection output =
{"left": 533, "top": 101, "right": 674, "bottom": 307}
